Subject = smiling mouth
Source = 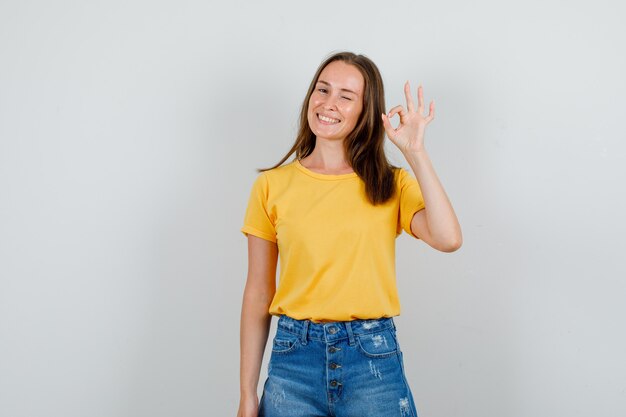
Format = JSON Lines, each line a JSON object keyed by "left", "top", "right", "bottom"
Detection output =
{"left": 317, "top": 114, "right": 340, "bottom": 124}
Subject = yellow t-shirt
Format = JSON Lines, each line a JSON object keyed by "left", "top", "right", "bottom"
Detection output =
{"left": 240, "top": 159, "right": 425, "bottom": 323}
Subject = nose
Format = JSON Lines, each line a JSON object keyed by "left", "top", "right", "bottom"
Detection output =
{"left": 322, "top": 94, "right": 339, "bottom": 111}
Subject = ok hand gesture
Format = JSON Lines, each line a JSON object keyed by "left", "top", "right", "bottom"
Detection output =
{"left": 382, "top": 82, "right": 435, "bottom": 154}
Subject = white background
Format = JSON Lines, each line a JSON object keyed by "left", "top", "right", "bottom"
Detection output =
{"left": 1, "top": 1, "right": 624, "bottom": 416}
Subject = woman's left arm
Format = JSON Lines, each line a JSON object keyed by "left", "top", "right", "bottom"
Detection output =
{"left": 382, "top": 81, "right": 462, "bottom": 252}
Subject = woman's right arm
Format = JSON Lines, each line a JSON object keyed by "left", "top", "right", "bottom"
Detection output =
{"left": 237, "top": 235, "right": 278, "bottom": 417}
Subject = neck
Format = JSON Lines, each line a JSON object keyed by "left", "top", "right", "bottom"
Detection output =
{"left": 303, "top": 138, "right": 350, "bottom": 170}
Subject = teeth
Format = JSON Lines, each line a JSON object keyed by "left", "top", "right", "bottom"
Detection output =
{"left": 318, "top": 114, "right": 340, "bottom": 123}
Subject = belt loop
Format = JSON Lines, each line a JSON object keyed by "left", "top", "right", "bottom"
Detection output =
{"left": 345, "top": 320, "right": 356, "bottom": 346}
{"left": 301, "top": 320, "right": 309, "bottom": 345}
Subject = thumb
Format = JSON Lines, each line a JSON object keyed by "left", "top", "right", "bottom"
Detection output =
{"left": 381, "top": 113, "right": 396, "bottom": 140}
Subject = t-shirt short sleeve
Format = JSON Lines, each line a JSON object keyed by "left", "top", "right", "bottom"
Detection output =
{"left": 397, "top": 168, "right": 426, "bottom": 239}
{"left": 241, "top": 172, "right": 277, "bottom": 243}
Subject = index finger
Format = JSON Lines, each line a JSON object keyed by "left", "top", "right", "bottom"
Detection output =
{"left": 404, "top": 81, "right": 415, "bottom": 113}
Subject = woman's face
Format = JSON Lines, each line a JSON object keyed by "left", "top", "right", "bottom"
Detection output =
{"left": 307, "top": 60, "right": 365, "bottom": 142}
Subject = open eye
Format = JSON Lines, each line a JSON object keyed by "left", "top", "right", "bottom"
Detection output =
{"left": 318, "top": 88, "right": 328, "bottom": 94}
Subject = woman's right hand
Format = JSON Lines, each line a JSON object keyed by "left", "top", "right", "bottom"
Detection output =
{"left": 236, "top": 394, "right": 259, "bottom": 417}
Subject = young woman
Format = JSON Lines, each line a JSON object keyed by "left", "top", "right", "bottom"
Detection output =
{"left": 237, "top": 51, "right": 462, "bottom": 417}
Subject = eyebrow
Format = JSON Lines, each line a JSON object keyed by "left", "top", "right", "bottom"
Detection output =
{"left": 317, "top": 80, "right": 359, "bottom": 96}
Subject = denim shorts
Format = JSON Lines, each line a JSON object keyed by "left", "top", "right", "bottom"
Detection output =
{"left": 258, "top": 314, "right": 419, "bottom": 417}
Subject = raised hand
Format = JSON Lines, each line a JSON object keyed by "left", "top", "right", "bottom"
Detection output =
{"left": 381, "top": 81, "right": 435, "bottom": 154}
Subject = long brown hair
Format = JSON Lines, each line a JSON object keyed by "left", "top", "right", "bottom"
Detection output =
{"left": 257, "top": 51, "right": 400, "bottom": 205}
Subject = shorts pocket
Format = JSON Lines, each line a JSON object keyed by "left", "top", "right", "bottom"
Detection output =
{"left": 356, "top": 328, "right": 399, "bottom": 358}
{"left": 271, "top": 328, "right": 301, "bottom": 355}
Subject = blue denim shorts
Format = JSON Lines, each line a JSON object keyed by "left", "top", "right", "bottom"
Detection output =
{"left": 258, "top": 314, "right": 419, "bottom": 417}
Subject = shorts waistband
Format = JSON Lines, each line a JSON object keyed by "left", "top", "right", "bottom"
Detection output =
{"left": 276, "top": 314, "right": 397, "bottom": 345}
